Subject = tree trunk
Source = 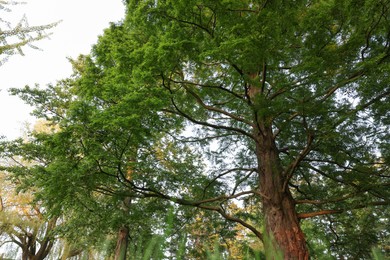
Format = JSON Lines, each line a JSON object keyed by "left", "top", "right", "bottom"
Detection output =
{"left": 61, "top": 242, "right": 83, "bottom": 259}
{"left": 21, "top": 233, "right": 36, "bottom": 260}
{"left": 114, "top": 226, "right": 129, "bottom": 260}
{"left": 22, "top": 248, "right": 29, "bottom": 260}
{"left": 256, "top": 127, "right": 309, "bottom": 259}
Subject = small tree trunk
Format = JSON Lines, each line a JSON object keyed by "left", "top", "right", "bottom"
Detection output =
{"left": 21, "top": 233, "right": 36, "bottom": 260}
{"left": 256, "top": 128, "right": 309, "bottom": 259}
{"left": 114, "top": 226, "right": 129, "bottom": 260}
{"left": 22, "top": 248, "right": 29, "bottom": 260}
{"left": 61, "top": 242, "right": 83, "bottom": 259}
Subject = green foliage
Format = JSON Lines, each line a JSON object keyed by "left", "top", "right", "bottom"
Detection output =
{"left": 108, "top": 208, "right": 266, "bottom": 259}
{"left": 1, "top": 0, "right": 390, "bottom": 258}
{"left": 371, "top": 247, "right": 388, "bottom": 260}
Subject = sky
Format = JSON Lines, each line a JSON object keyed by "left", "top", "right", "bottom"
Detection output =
{"left": 0, "top": 0, "right": 125, "bottom": 139}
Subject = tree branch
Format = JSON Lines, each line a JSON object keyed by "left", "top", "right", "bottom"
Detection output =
{"left": 295, "top": 192, "right": 358, "bottom": 205}
{"left": 169, "top": 78, "right": 246, "bottom": 101}
{"left": 171, "top": 195, "right": 264, "bottom": 241}
{"left": 35, "top": 217, "right": 58, "bottom": 259}
{"left": 298, "top": 201, "right": 389, "bottom": 219}
{"left": 319, "top": 69, "right": 365, "bottom": 102}
{"left": 161, "top": 75, "right": 255, "bottom": 139}
{"left": 355, "top": 89, "right": 390, "bottom": 112}
{"left": 169, "top": 99, "right": 255, "bottom": 140}
{"left": 297, "top": 209, "right": 342, "bottom": 219}
{"left": 283, "top": 132, "right": 314, "bottom": 191}
{"left": 181, "top": 84, "right": 254, "bottom": 126}
{"left": 216, "top": 207, "right": 263, "bottom": 241}
{"left": 162, "top": 13, "right": 213, "bottom": 36}
{"left": 119, "top": 181, "right": 264, "bottom": 240}
{"left": 202, "top": 167, "right": 257, "bottom": 198}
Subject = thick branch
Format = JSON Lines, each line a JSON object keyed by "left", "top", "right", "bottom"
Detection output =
{"left": 216, "top": 207, "right": 263, "bottom": 241}
{"left": 35, "top": 217, "right": 57, "bottom": 259}
{"left": 283, "top": 132, "right": 314, "bottom": 191}
{"left": 298, "top": 201, "right": 389, "bottom": 219}
{"left": 297, "top": 210, "right": 342, "bottom": 219}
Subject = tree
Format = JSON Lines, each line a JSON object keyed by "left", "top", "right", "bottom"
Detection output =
{"left": 2, "top": 0, "right": 390, "bottom": 259}
{"left": 0, "top": 169, "right": 59, "bottom": 260}
{"left": 1, "top": 76, "right": 215, "bottom": 258}
{"left": 0, "top": 121, "right": 88, "bottom": 260}
{"left": 0, "top": 0, "right": 58, "bottom": 65}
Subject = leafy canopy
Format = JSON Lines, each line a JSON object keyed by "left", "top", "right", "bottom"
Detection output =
{"left": 1, "top": 0, "right": 390, "bottom": 258}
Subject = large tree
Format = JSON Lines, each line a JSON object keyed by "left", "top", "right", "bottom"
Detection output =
{"left": 2, "top": 0, "right": 390, "bottom": 258}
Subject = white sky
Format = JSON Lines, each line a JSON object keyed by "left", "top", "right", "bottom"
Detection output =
{"left": 0, "top": 0, "right": 125, "bottom": 139}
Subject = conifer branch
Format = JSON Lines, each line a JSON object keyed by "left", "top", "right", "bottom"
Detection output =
{"left": 298, "top": 201, "right": 389, "bottom": 219}
{"left": 283, "top": 132, "right": 314, "bottom": 191}
{"left": 180, "top": 84, "right": 254, "bottom": 126}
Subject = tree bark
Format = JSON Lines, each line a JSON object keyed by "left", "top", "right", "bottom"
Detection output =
{"left": 21, "top": 233, "right": 36, "bottom": 260}
{"left": 256, "top": 127, "right": 309, "bottom": 259}
{"left": 114, "top": 226, "right": 129, "bottom": 260}
{"left": 61, "top": 242, "right": 83, "bottom": 260}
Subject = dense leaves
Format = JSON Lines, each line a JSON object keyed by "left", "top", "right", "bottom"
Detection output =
{"left": 1, "top": 0, "right": 390, "bottom": 258}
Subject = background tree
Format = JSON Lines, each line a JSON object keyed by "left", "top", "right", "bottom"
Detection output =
{"left": 0, "top": 0, "right": 58, "bottom": 65}
{"left": 0, "top": 121, "right": 89, "bottom": 260}
{"left": 1, "top": 0, "right": 390, "bottom": 259}
{"left": 0, "top": 168, "right": 59, "bottom": 260}
{"left": 1, "top": 74, "right": 224, "bottom": 258}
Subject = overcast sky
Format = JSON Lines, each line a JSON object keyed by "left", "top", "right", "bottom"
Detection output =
{"left": 0, "top": 0, "right": 125, "bottom": 139}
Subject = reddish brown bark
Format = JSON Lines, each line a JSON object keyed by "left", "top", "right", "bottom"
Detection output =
{"left": 256, "top": 127, "right": 309, "bottom": 259}
{"left": 298, "top": 210, "right": 343, "bottom": 219}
